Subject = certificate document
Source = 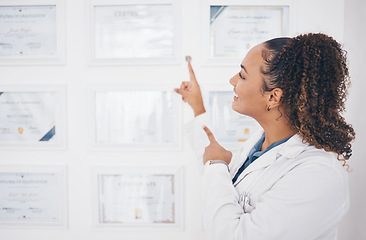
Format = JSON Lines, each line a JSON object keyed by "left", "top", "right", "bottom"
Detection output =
{"left": 0, "top": 172, "right": 61, "bottom": 223}
{"left": 0, "top": 5, "right": 57, "bottom": 57}
{"left": 209, "top": 91, "right": 260, "bottom": 142}
{"left": 94, "top": 4, "right": 173, "bottom": 58}
{"left": 98, "top": 174, "right": 175, "bottom": 224}
{"left": 95, "top": 91, "right": 175, "bottom": 146}
{"left": 0, "top": 91, "right": 58, "bottom": 143}
{"left": 210, "top": 6, "right": 288, "bottom": 58}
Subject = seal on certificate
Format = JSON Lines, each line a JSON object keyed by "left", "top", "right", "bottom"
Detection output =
{"left": 18, "top": 127, "right": 24, "bottom": 134}
{"left": 134, "top": 208, "right": 143, "bottom": 219}
{"left": 244, "top": 128, "right": 250, "bottom": 135}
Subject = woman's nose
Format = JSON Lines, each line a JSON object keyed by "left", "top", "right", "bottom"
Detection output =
{"left": 229, "top": 75, "right": 237, "bottom": 86}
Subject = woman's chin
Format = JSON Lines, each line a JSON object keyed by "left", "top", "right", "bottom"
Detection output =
{"left": 231, "top": 105, "right": 242, "bottom": 114}
{"left": 232, "top": 105, "right": 248, "bottom": 116}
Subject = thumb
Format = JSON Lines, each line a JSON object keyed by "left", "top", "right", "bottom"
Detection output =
{"left": 174, "top": 88, "right": 185, "bottom": 96}
{"left": 202, "top": 125, "right": 217, "bottom": 144}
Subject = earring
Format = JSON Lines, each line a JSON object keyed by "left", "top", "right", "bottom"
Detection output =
{"left": 266, "top": 105, "right": 271, "bottom": 111}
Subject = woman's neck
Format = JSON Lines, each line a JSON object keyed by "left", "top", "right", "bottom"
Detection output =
{"left": 259, "top": 118, "right": 297, "bottom": 151}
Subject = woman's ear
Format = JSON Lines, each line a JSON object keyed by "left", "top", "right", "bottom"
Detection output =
{"left": 267, "top": 88, "right": 283, "bottom": 108}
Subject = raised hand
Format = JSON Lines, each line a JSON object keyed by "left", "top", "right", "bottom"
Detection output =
{"left": 202, "top": 126, "right": 232, "bottom": 165}
{"left": 174, "top": 59, "right": 206, "bottom": 117}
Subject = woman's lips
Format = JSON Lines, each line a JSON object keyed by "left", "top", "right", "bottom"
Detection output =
{"left": 234, "top": 91, "right": 238, "bottom": 101}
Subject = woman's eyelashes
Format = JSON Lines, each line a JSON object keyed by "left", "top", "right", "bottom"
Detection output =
{"left": 239, "top": 72, "right": 245, "bottom": 79}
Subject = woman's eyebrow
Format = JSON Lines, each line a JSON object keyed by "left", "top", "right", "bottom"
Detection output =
{"left": 240, "top": 64, "right": 249, "bottom": 75}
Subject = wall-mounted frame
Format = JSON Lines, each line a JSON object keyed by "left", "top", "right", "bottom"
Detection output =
{"left": 0, "top": 165, "right": 68, "bottom": 228}
{"left": 0, "top": 85, "right": 67, "bottom": 150}
{"left": 88, "top": 0, "right": 182, "bottom": 65}
{"left": 201, "top": 0, "right": 293, "bottom": 66}
{"left": 88, "top": 85, "right": 181, "bottom": 151}
{"left": 91, "top": 166, "right": 184, "bottom": 229}
{"left": 0, "top": 0, "right": 65, "bottom": 65}
{"left": 204, "top": 85, "right": 261, "bottom": 150}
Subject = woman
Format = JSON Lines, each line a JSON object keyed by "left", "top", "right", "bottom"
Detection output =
{"left": 175, "top": 33, "right": 355, "bottom": 240}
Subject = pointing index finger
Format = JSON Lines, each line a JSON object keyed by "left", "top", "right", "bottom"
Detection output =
{"left": 187, "top": 60, "right": 198, "bottom": 84}
{"left": 203, "top": 125, "right": 216, "bottom": 143}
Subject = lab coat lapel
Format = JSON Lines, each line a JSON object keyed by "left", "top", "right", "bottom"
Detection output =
{"left": 241, "top": 147, "right": 279, "bottom": 176}
{"left": 229, "top": 129, "right": 264, "bottom": 177}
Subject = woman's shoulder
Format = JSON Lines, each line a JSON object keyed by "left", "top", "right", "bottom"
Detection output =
{"left": 298, "top": 142, "right": 343, "bottom": 167}
{"left": 276, "top": 133, "right": 349, "bottom": 176}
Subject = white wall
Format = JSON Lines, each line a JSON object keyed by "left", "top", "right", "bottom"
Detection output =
{"left": 2, "top": 0, "right": 365, "bottom": 239}
{"left": 338, "top": 0, "right": 366, "bottom": 239}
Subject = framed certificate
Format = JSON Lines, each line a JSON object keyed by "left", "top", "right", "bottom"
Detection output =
{"left": 88, "top": 0, "right": 181, "bottom": 65}
{"left": 0, "top": 165, "right": 67, "bottom": 228}
{"left": 201, "top": 0, "right": 291, "bottom": 65}
{"left": 88, "top": 86, "right": 181, "bottom": 150}
{"left": 0, "top": 0, "right": 65, "bottom": 65}
{"left": 92, "top": 166, "right": 183, "bottom": 229}
{"left": 0, "top": 85, "right": 67, "bottom": 149}
{"left": 205, "top": 86, "right": 261, "bottom": 150}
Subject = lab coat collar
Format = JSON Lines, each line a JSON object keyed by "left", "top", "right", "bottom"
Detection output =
{"left": 236, "top": 132, "right": 309, "bottom": 180}
{"left": 277, "top": 134, "right": 309, "bottom": 159}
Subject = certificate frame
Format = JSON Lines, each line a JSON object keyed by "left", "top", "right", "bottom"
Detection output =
{"left": 88, "top": 0, "right": 182, "bottom": 65}
{"left": 0, "top": 85, "right": 67, "bottom": 150}
{"left": 87, "top": 85, "right": 182, "bottom": 151}
{"left": 201, "top": 0, "right": 294, "bottom": 66}
{"left": 204, "top": 85, "right": 261, "bottom": 150}
{"left": 0, "top": 165, "right": 68, "bottom": 228}
{"left": 0, "top": 0, "right": 66, "bottom": 65}
{"left": 91, "top": 166, "right": 184, "bottom": 229}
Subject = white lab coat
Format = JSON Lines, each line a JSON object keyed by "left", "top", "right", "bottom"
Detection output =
{"left": 186, "top": 113, "right": 350, "bottom": 240}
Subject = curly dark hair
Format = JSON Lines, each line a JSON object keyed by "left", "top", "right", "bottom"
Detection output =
{"left": 261, "top": 33, "right": 355, "bottom": 163}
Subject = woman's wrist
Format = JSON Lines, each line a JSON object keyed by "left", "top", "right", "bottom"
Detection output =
{"left": 205, "top": 160, "right": 230, "bottom": 172}
{"left": 194, "top": 106, "right": 206, "bottom": 117}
